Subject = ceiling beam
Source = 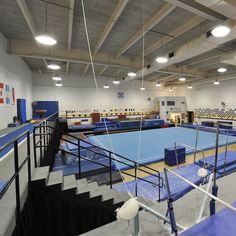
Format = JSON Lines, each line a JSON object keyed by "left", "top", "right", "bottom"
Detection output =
{"left": 115, "top": 3, "right": 175, "bottom": 58}
{"left": 98, "top": 66, "right": 109, "bottom": 76}
{"left": 7, "top": 40, "right": 145, "bottom": 69}
{"left": 165, "top": 0, "right": 227, "bottom": 21}
{"left": 82, "top": 64, "right": 90, "bottom": 76}
{"left": 225, "top": 0, "right": 236, "bottom": 8}
{"left": 145, "top": 16, "right": 204, "bottom": 56}
{"left": 145, "top": 73, "right": 164, "bottom": 81}
{"left": 94, "top": 0, "right": 129, "bottom": 55}
{"left": 16, "top": 0, "right": 37, "bottom": 37}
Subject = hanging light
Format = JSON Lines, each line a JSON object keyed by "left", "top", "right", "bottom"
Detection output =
{"left": 35, "top": 34, "right": 57, "bottom": 46}
{"left": 156, "top": 57, "right": 168, "bottom": 63}
{"left": 128, "top": 72, "right": 136, "bottom": 77}
{"left": 35, "top": 3, "right": 57, "bottom": 46}
{"left": 179, "top": 77, "right": 186, "bottom": 82}
{"left": 55, "top": 82, "right": 63, "bottom": 87}
{"left": 156, "top": 82, "right": 161, "bottom": 87}
{"left": 47, "top": 63, "right": 61, "bottom": 70}
{"left": 140, "top": 87, "right": 146, "bottom": 91}
{"left": 211, "top": 25, "right": 230, "bottom": 38}
{"left": 52, "top": 76, "right": 62, "bottom": 81}
{"left": 103, "top": 84, "right": 109, "bottom": 89}
{"left": 188, "top": 85, "right": 193, "bottom": 89}
{"left": 169, "top": 87, "right": 174, "bottom": 92}
{"left": 217, "top": 67, "right": 227, "bottom": 73}
{"left": 213, "top": 80, "right": 220, "bottom": 85}
{"left": 113, "top": 79, "right": 120, "bottom": 85}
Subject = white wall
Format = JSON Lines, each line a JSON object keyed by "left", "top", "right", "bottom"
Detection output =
{"left": 32, "top": 72, "right": 174, "bottom": 114}
{"left": 0, "top": 33, "right": 32, "bottom": 129}
{"left": 176, "top": 80, "right": 236, "bottom": 110}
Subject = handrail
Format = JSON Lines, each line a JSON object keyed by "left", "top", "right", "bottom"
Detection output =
{"left": 0, "top": 130, "right": 31, "bottom": 227}
{"left": 34, "top": 124, "right": 164, "bottom": 201}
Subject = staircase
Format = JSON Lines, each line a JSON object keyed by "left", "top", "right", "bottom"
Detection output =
{"left": 144, "top": 104, "right": 160, "bottom": 119}
{"left": 28, "top": 166, "right": 154, "bottom": 236}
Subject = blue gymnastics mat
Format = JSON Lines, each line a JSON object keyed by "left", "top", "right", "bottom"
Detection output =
{"left": 90, "top": 127, "right": 236, "bottom": 170}
{"left": 180, "top": 202, "right": 236, "bottom": 236}
{"left": 114, "top": 163, "right": 206, "bottom": 202}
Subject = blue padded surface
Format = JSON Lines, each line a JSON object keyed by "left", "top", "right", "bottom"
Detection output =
{"left": 0, "top": 181, "right": 6, "bottom": 194}
{"left": 180, "top": 202, "right": 236, "bottom": 236}
{"left": 32, "top": 101, "right": 58, "bottom": 119}
{"left": 90, "top": 127, "right": 236, "bottom": 170}
{"left": 198, "top": 151, "right": 236, "bottom": 171}
{"left": 68, "top": 124, "right": 95, "bottom": 130}
{"left": 114, "top": 163, "right": 206, "bottom": 201}
{"left": 66, "top": 140, "right": 94, "bottom": 151}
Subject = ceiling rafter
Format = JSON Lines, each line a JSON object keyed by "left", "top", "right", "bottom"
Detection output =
{"left": 115, "top": 3, "right": 176, "bottom": 58}
{"left": 94, "top": 0, "right": 129, "bottom": 55}
{"left": 144, "top": 15, "right": 205, "bottom": 56}
{"left": 98, "top": 66, "right": 109, "bottom": 76}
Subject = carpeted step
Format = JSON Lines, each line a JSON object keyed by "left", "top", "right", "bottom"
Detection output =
{"left": 62, "top": 175, "right": 77, "bottom": 190}
{"left": 32, "top": 166, "right": 49, "bottom": 182}
{"left": 47, "top": 170, "right": 63, "bottom": 186}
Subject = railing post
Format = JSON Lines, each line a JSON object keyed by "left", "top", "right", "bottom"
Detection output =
{"left": 109, "top": 152, "right": 112, "bottom": 189}
{"left": 14, "top": 140, "right": 21, "bottom": 224}
{"left": 78, "top": 139, "right": 81, "bottom": 179}
{"left": 135, "top": 163, "right": 137, "bottom": 196}
{"left": 27, "top": 132, "right": 31, "bottom": 187}
{"left": 33, "top": 128, "right": 37, "bottom": 168}
{"left": 43, "top": 121, "right": 46, "bottom": 153}
{"left": 39, "top": 125, "right": 43, "bottom": 166}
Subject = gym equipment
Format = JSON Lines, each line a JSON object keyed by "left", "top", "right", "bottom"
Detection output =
{"left": 17, "top": 99, "right": 27, "bottom": 123}
{"left": 164, "top": 146, "right": 186, "bottom": 166}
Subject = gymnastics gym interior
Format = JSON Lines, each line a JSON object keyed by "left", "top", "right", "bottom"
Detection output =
{"left": 1, "top": 1, "right": 236, "bottom": 236}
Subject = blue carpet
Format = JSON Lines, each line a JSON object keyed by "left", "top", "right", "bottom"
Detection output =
{"left": 180, "top": 202, "right": 236, "bottom": 236}
{"left": 90, "top": 127, "right": 236, "bottom": 170}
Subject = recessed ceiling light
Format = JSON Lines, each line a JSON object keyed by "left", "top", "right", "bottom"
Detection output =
{"left": 55, "top": 82, "right": 63, "bottom": 87}
{"left": 35, "top": 34, "right": 57, "bottom": 46}
{"left": 113, "top": 79, "right": 120, "bottom": 84}
{"left": 52, "top": 76, "right": 62, "bottom": 81}
{"left": 214, "top": 80, "right": 220, "bottom": 85}
{"left": 140, "top": 87, "right": 146, "bottom": 91}
{"left": 179, "top": 77, "right": 186, "bottom": 82}
{"left": 103, "top": 84, "right": 109, "bottom": 89}
{"left": 188, "top": 85, "right": 193, "bottom": 89}
{"left": 217, "top": 67, "right": 227, "bottom": 73}
{"left": 156, "top": 82, "right": 161, "bottom": 87}
{"left": 128, "top": 72, "right": 136, "bottom": 77}
{"left": 211, "top": 26, "right": 230, "bottom": 38}
{"left": 169, "top": 88, "right": 174, "bottom": 92}
{"left": 47, "top": 63, "right": 61, "bottom": 70}
{"left": 156, "top": 57, "right": 168, "bottom": 63}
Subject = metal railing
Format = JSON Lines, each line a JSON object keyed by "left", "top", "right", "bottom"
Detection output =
{"left": 0, "top": 130, "right": 31, "bottom": 227}
{"left": 33, "top": 124, "right": 164, "bottom": 201}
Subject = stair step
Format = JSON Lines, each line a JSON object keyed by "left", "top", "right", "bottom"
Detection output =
{"left": 47, "top": 171, "right": 63, "bottom": 186}
{"left": 32, "top": 166, "right": 49, "bottom": 181}
{"left": 77, "top": 181, "right": 98, "bottom": 195}
{"left": 113, "top": 191, "right": 130, "bottom": 204}
{"left": 62, "top": 175, "right": 77, "bottom": 190}
{"left": 89, "top": 185, "right": 111, "bottom": 199}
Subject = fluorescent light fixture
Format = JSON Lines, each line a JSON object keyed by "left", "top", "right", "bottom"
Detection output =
{"left": 169, "top": 88, "right": 174, "bottom": 92}
{"left": 211, "top": 25, "right": 230, "bottom": 38}
{"left": 35, "top": 34, "right": 57, "bottom": 46}
{"left": 103, "top": 84, "right": 109, "bottom": 89}
{"left": 156, "top": 57, "right": 168, "bottom": 63}
{"left": 52, "top": 76, "right": 62, "bottom": 81}
{"left": 217, "top": 67, "right": 227, "bottom": 73}
{"left": 128, "top": 72, "right": 136, "bottom": 77}
{"left": 188, "top": 85, "right": 193, "bottom": 89}
{"left": 47, "top": 63, "right": 61, "bottom": 70}
{"left": 113, "top": 79, "right": 120, "bottom": 85}
{"left": 179, "top": 77, "right": 186, "bottom": 82}
{"left": 140, "top": 87, "right": 146, "bottom": 91}
{"left": 55, "top": 82, "right": 63, "bottom": 87}
{"left": 214, "top": 80, "right": 220, "bottom": 85}
{"left": 156, "top": 82, "right": 161, "bottom": 87}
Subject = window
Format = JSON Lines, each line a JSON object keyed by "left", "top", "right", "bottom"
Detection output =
{"left": 167, "top": 101, "right": 175, "bottom": 106}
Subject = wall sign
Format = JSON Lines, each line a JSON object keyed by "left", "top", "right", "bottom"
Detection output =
{"left": 0, "top": 82, "right": 15, "bottom": 105}
{"left": 117, "top": 91, "right": 124, "bottom": 99}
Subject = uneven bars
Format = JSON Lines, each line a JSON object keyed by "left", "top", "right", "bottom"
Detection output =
{"left": 164, "top": 168, "right": 236, "bottom": 212}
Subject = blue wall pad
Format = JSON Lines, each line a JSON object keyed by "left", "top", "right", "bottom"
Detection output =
{"left": 32, "top": 101, "right": 58, "bottom": 119}
{"left": 90, "top": 127, "right": 236, "bottom": 170}
{"left": 180, "top": 202, "right": 236, "bottom": 236}
{"left": 17, "top": 99, "right": 27, "bottom": 123}
{"left": 0, "top": 123, "right": 34, "bottom": 158}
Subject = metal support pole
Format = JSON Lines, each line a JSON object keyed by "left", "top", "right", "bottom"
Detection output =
{"left": 33, "top": 128, "right": 37, "bottom": 168}
{"left": 135, "top": 163, "right": 138, "bottom": 196}
{"left": 78, "top": 139, "right": 81, "bottom": 179}
{"left": 14, "top": 140, "right": 21, "bottom": 224}
{"left": 211, "top": 124, "right": 219, "bottom": 215}
{"left": 27, "top": 132, "right": 31, "bottom": 187}
{"left": 194, "top": 127, "right": 199, "bottom": 163}
{"left": 109, "top": 152, "right": 112, "bottom": 189}
{"left": 133, "top": 213, "right": 140, "bottom": 236}
{"left": 39, "top": 125, "right": 43, "bottom": 166}
{"left": 163, "top": 169, "right": 178, "bottom": 235}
